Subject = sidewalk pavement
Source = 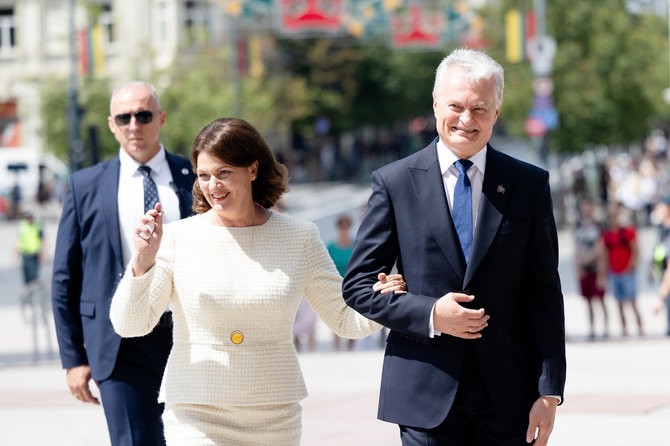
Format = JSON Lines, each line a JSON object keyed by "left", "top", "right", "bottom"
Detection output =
{"left": 2, "top": 335, "right": 670, "bottom": 445}
{"left": 2, "top": 195, "right": 670, "bottom": 444}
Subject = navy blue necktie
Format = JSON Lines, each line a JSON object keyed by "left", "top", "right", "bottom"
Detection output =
{"left": 452, "top": 159, "right": 473, "bottom": 263}
{"left": 138, "top": 166, "right": 159, "bottom": 213}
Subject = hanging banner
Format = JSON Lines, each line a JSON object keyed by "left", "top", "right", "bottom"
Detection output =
{"left": 77, "top": 29, "right": 90, "bottom": 77}
{"left": 505, "top": 9, "right": 522, "bottom": 63}
{"left": 278, "top": 0, "right": 344, "bottom": 34}
{"left": 0, "top": 101, "right": 20, "bottom": 147}
{"left": 390, "top": 5, "right": 445, "bottom": 49}
{"left": 91, "top": 25, "right": 106, "bottom": 76}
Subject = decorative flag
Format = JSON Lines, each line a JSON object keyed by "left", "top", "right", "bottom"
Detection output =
{"left": 524, "top": 10, "right": 535, "bottom": 60}
{"left": 390, "top": 5, "right": 445, "bottom": 49}
{"left": 91, "top": 25, "right": 106, "bottom": 76}
{"left": 249, "top": 35, "right": 264, "bottom": 77}
{"left": 279, "top": 0, "right": 344, "bottom": 34}
{"left": 505, "top": 9, "right": 522, "bottom": 63}
{"left": 77, "top": 29, "right": 90, "bottom": 76}
{"left": 0, "top": 101, "right": 20, "bottom": 147}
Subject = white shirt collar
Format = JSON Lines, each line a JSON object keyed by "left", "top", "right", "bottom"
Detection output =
{"left": 437, "top": 140, "right": 487, "bottom": 177}
{"left": 119, "top": 144, "right": 167, "bottom": 177}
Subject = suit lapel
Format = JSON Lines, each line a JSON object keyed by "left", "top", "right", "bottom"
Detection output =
{"left": 409, "top": 142, "right": 466, "bottom": 279}
{"left": 100, "top": 158, "right": 123, "bottom": 269}
{"left": 464, "top": 148, "right": 513, "bottom": 286}
{"left": 166, "top": 153, "right": 194, "bottom": 218}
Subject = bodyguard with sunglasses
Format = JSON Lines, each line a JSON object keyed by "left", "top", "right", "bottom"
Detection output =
{"left": 52, "top": 81, "right": 196, "bottom": 445}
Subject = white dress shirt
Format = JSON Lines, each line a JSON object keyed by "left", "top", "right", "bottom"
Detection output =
{"left": 429, "top": 141, "right": 487, "bottom": 338}
{"left": 118, "top": 145, "right": 181, "bottom": 267}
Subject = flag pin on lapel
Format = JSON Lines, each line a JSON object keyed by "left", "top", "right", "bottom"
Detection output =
{"left": 497, "top": 185, "right": 506, "bottom": 194}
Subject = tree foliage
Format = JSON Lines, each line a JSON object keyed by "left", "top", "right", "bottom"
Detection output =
{"left": 486, "top": 0, "right": 670, "bottom": 152}
{"left": 278, "top": 37, "right": 443, "bottom": 135}
{"left": 40, "top": 77, "right": 117, "bottom": 165}
{"left": 42, "top": 1, "right": 670, "bottom": 164}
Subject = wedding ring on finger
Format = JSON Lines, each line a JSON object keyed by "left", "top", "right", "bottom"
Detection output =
{"left": 138, "top": 231, "right": 150, "bottom": 241}
{"left": 468, "top": 327, "right": 472, "bottom": 333}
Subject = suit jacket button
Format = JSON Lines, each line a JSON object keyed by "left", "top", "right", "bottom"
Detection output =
{"left": 231, "top": 331, "right": 244, "bottom": 345}
{"left": 464, "top": 289, "right": 471, "bottom": 295}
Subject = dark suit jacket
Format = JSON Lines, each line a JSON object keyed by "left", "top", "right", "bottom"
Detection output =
{"left": 343, "top": 140, "right": 566, "bottom": 429}
{"left": 52, "top": 152, "right": 195, "bottom": 381}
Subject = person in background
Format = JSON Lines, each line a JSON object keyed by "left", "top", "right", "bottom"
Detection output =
{"left": 17, "top": 210, "right": 44, "bottom": 288}
{"left": 51, "top": 81, "right": 196, "bottom": 445}
{"left": 574, "top": 198, "right": 609, "bottom": 339}
{"left": 652, "top": 196, "right": 670, "bottom": 335}
{"left": 292, "top": 297, "right": 317, "bottom": 352}
{"left": 602, "top": 203, "right": 644, "bottom": 337}
{"left": 328, "top": 215, "right": 356, "bottom": 350}
{"left": 109, "top": 117, "right": 407, "bottom": 445}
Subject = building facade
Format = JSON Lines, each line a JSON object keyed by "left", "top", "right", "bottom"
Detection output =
{"left": 0, "top": 0, "right": 230, "bottom": 151}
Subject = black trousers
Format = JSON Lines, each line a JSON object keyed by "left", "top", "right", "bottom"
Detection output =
{"left": 99, "top": 312, "right": 173, "bottom": 446}
{"left": 400, "top": 345, "right": 531, "bottom": 446}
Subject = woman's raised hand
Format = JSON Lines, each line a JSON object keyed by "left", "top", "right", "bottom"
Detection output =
{"left": 132, "top": 203, "right": 164, "bottom": 277}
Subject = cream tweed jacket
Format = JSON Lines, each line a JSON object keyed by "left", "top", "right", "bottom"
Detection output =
{"left": 110, "top": 211, "right": 380, "bottom": 406}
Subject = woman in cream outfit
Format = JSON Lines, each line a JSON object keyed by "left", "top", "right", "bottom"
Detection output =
{"left": 110, "top": 118, "right": 406, "bottom": 445}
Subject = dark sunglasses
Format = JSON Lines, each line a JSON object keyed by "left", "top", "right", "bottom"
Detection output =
{"left": 113, "top": 110, "right": 159, "bottom": 126}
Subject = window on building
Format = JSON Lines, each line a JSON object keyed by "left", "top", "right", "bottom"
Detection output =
{"left": 156, "top": 0, "right": 168, "bottom": 42}
{"left": 0, "top": 8, "right": 16, "bottom": 55}
{"left": 44, "top": 4, "right": 68, "bottom": 56}
{"left": 184, "top": 1, "right": 211, "bottom": 45}
{"left": 98, "top": 4, "right": 114, "bottom": 45}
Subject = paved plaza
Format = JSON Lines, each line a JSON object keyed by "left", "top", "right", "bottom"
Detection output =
{"left": 1, "top": 184, "right": 670, "bottom": 445}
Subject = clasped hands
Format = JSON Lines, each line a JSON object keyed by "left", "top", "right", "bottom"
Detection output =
{"left": 433, "top": 292, "right": 489, "bottom": 339}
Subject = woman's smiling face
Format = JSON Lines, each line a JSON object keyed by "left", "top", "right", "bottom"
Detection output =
{"left": 196, "top": 151, "right": 257, "bottom": 224}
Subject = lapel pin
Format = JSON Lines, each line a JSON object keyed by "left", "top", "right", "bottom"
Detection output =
{"left": 497, "top": 185, "right": 506, "bottom": 194}
{"left": 181, "top": 168, "right": 190, "bottom": 175}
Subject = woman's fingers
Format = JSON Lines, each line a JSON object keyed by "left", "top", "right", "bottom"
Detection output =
{"left": 137, "top": 203, "right": 163, "bottom": 242}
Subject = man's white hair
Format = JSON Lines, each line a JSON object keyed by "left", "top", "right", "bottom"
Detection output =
{"left": 432, "top": 48, "right": 504, "bottom": 109}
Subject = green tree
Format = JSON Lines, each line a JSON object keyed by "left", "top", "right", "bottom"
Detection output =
{"left": 486, "top": 0, "right": 670, "bottom": 152}
{"left": 278, "top": 37, "right": 444, "bottom": 136}
{"left": 158, "top": 46, "right": 313, "bottom": 156}
{"left": 40, "top": 77, "right": 116, "bottom": 166}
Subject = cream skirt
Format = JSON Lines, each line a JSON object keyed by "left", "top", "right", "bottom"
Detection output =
{"left": 163, "top": 402, "right": 302, "bottom": 446}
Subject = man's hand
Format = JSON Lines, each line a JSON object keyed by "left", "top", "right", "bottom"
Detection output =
{"left": 433, "top": 293, "right": 489, "bottom": 339}
{"left": 66, "top": 365, "right": 100, "bottom": 405}
{"left": 526, "top": 396, "right": 558, "bottom": 445}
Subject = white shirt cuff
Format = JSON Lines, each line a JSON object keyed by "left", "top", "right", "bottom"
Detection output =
{"left": 429, "top": 302, "right": 442, "bottom": 338}
{"left": 545, "top": 395, "right": 562, "bottom": 404}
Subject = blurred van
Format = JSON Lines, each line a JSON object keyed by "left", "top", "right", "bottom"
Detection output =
{"left": 0, "top": 147, "right": 69, "bottom": 208}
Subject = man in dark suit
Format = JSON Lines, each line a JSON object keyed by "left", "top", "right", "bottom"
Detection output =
{"left": 343, "top": 49, "right": 566, "bottom": 445}
{"left": 52, "top": 81, "right": 195, "bottom": 445}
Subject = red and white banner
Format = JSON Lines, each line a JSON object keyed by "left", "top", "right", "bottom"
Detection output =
{"left": 279, "top": 0, "right": 344, "bottom": 34}
{"left": 390, "top": 5, "right": 445, "bottom": 49}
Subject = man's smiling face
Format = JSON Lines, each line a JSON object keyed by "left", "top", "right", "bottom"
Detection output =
{"left": 433, "top": 66, "right": 500, "bottom": 159}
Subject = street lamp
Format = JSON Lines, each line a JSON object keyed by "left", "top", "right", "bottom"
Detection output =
{"left": 664, "top": 0, "right": 670, "bottom": 104}
{"left": 67, "top": 0, "right": 81, "bottom": 172}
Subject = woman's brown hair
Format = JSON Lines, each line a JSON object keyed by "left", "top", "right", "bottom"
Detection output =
{"left": 190, "top": 118, "right": 289, "bottom": 214}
